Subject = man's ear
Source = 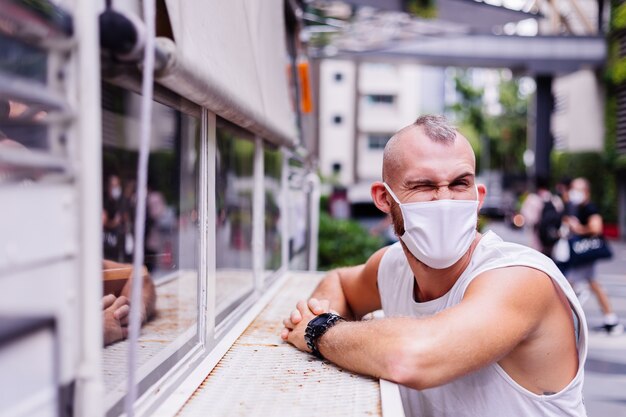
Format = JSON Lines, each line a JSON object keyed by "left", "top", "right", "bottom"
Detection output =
{"left": 476, "top": 183, "right": 487, "bottom": 212}
{"left": 371, "top": 181, "right": 392, "bottom": 214}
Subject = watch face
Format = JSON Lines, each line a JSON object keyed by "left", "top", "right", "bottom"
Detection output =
{"left": 309, "top": 313, "right": 332, "bottom": 328}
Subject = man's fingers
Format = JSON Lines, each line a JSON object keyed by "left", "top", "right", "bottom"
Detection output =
{"left": 290, "top": 308, "right": 302, "bottom": 324}
{"left": 113, "top": 295, "right": 130, "bottom": 309}
{"left": 102, "top": 294, "right": 116, "bottom": 309}
{"left": 283, "top": 318, "right": 295, "bottom": 329}
{"left": 296, "top": 300, "right": 311, "bottom": 317}
{"left": 280, "top": 328, "right": 289, "bottom": 340}
{"left": 308, "top": 298, "right": 331, "bottom": 315}
{"left": 308, "top": 298, "right": 322, "bottom": 315}
{"left": 114, "top": 305, "right": 130, "bottom": 321}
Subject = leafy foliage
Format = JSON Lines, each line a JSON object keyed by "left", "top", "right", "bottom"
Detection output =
{"left": 317, "top": 212, "right": 383, "bottom": 270}
{"left": 449, "top": 70, "right": 529, "bottom": 175}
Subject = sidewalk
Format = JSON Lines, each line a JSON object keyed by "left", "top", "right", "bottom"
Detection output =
{"left": 487, "top": 220, "right": 626, "bottom": 417}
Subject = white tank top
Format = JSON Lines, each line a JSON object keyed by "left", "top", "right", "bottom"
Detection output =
{"left": 377, "top": 231, "right": 588, "bottom": 417}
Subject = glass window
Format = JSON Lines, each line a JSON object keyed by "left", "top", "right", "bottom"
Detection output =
{"left": 215, "top": 119, "right": 255, "bottom": 321}
{"left": 100, "top": 83, "right": 200, "bottom": 413}
{"left": 366, "top": 94, "right": 396, "bottom": 105}
{"left": 287, "top": 162, "right": 308, "bottom": 270}
{"left": 0, "top": 33, "right": 69, "bottom": 179}
{"left": 264, "top": 144, "right": 282, "bottom": 275}
{"left": 0, "top": 33, "right": 47, "bottom": 85}
{"left": 367, "top": 133, "right": 391, "bottom": 150}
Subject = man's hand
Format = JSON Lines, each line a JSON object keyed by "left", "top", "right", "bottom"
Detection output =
{"left": 103, "top": 294, "right": 130, "bottom": 346}
{"left": 281, "top": 298, "right": 330, "bottom": 352}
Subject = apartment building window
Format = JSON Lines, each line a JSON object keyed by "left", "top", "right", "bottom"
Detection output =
{"left": 366, "top": 94, "right": 395, "bottom": 105}
{"left": 367, "top": 133, "right": 392, "bottom": 150}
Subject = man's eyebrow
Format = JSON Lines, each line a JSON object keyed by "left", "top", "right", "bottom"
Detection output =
{"left": 404, "top": 173, "right": 475, "bottom": 187}
{"left": 451, "top": 172, "right": 475, "bottom": 182}
{"left": 404, "top": 178, "right": 436, "bottom": 187}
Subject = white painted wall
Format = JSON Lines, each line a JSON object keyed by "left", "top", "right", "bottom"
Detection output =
{"left": 551, "top": 69, "right": 604, "bottom": 152}
{"left": 318, "top": 59, "right": 356, "bottom": 185}
{"left": 357, "top": 63, "right": 422, "bottom": 181}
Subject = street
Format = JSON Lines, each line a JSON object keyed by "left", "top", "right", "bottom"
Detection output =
{"left": 488, "top": 220, "right": 626, "bottom": 417}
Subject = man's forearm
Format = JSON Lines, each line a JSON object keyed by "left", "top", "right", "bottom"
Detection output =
{"left": 315, "top": 318, "right": 421, "bottom": 386}
{"left": 310, "top": 269, "right": 356, "bottom": 320}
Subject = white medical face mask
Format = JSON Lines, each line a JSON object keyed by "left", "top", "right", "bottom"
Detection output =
{"left": 383, "top": 182, "right": 479, "bottom": 269}
{"left": 569, "top": 189, "right": 585, "bottom": 206}
{"left": 111, "top": 185, "right": 122, "bottom": 200}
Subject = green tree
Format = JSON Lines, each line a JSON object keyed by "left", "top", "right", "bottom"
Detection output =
{"left": 449, "top": 69, "right": 529, "bottom": 176}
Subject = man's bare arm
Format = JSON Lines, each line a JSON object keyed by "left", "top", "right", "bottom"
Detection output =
{"left": 566, "top": 213, "right": 603, "bottom": 236}
{"left": 282, "top": 247, "right": 387, "bottom": 340}
{"left": 286, "top": 267, "right": 560, "bottom": 391}
{"left": 310, "top": 246, "right": 386, "bottom": 319}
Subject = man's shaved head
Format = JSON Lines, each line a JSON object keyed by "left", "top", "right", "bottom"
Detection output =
{"left": 382, "top": 115, "right": 471, "bottom": 184}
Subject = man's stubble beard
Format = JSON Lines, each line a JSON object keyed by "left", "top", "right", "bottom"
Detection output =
{"left": 389, "top": 200, "right": 423, "bottom": 265}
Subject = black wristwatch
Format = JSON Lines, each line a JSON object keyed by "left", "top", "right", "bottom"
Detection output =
{"left": 304, "top": 312, "right": 345, "bottom": 359}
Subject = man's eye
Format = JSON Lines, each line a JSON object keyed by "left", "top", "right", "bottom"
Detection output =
{"left": 414, "top": 185, "right": 435, "bottom": 192}
{"left": 451, "top": 182, "right": 469, "bottom": 189}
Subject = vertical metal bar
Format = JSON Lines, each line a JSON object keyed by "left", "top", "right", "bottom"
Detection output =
{"left": 74, "top": 0, "right": 104, "bottom": 414}
{"left": 533, "top": 75, "right": 554, "bottom": 181}
{"left": 307, "top": 173, "right": 320, "bottom": 272}
{"left": 253, "top": 137, "right": 265, "bottom": 290}
{"left": 281, "top": 149, "right": 289, "bottom": 271}
{"left": 352, "top": 60, "right": 361, "bottom": 184}
{"left": 126, "top": 0, "right": 156, "bottom": 413}
{"left": 204, "top": 110, "right": 217, "bottom": 343}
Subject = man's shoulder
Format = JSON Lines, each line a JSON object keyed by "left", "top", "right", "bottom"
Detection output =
{"left": 466, "top": 265, "right": 557, "bottom": 313}
{"left": 471, "top": 232, "right": 559, "bottom": 280}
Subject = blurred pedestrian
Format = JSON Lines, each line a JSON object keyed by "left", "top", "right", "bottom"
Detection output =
{"left": 564, "top": 177, "right": 622, "bottom": 335}
{"left": 520, "top": 176, "right": 563, "bottom": 257}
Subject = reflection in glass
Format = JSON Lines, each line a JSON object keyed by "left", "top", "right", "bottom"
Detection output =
{"left": 0, "top": 34, "right": 49, "bottom": 152}
{"left": 264, "top": 144, "right": 282, "bottom": 274}
{"left": 100, "top": 83, "right": 200, "bottom": 411}
{"left": 215, "top": 120, "right": 255, "bottom": 319}
{"left": 0, "top": 33, "right": 47, "bottom": 84}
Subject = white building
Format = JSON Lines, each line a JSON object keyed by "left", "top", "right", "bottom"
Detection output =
{"left": 318, "top": 59, "right": 445, "bottom": 203}
{"left": 551, "top": 69, "right": 605, "bottom": 152}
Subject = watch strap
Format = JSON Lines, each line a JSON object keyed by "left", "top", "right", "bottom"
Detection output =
{"left": 304, "top": 312, "right": 344, "bottom": 359}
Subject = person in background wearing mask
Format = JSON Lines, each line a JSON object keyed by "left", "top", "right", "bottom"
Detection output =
{"left": 103, "top": 173, "right": 124, "bottom": 260}
{"left": 564, "top": 177, "right": 622, "bottom": 335}
{"left": 281, "top": 116, "right": 587, "bottom": 417}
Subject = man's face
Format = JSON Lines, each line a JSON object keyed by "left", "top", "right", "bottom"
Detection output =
{"left": 386, "top": 128, "right": 480, "bottom": 236}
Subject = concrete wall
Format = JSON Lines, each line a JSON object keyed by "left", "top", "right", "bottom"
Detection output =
{"left": 551, "top": 69, "right": 604, "bottom": 152}
{"left": 318, "top": 59, "right": 356, "bottom": 185}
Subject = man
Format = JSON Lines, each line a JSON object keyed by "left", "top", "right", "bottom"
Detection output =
{"left": 102, "top": 259, "right": 156, "bottom": 346}
{"left": 282, "top": 115, "right": 587, "bottom": 416}
{"left": 564, "top": 177, "right": 622, "bottom": 335}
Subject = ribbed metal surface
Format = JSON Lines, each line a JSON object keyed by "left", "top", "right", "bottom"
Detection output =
{"left": 176, "top": 272, "right": 381, "bottom": 417}
{"left": 617, "top": 84, "right": 626, "bottom": 154}
{"left": 616, "top": 29, "right": 626, "bottom": 155}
